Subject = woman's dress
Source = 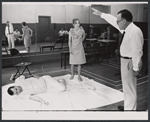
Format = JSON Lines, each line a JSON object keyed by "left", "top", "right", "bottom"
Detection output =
{"left": 22, "top": 26, "right": 31, "bottom": 48}
{"left": 69, "top": 27, "right": 86, "bottom": 65}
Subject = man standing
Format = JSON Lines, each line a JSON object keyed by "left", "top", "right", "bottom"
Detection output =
{"left": 92, "top": 8, "right": 143, "bottom": 110}
{"left": 5, "top": 20, "right": 15, "bottom": 50}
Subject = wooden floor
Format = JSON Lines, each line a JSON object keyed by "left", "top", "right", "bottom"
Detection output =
{"left": 2, "top": 56, "right": 148, "bottom": 111}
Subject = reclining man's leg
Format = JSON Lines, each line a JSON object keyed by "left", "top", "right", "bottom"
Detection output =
{"left": 41, "top": 75, "right": 66, "bottom": 91}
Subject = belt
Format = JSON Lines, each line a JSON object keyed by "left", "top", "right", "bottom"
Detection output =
{"left": 121, "top": 56, "right": 132, "bottom": 59}
{"left": 8, "top": 33, "right": 13, "bottom": 35}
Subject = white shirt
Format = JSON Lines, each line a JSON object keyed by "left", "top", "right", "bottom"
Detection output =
{"left": 15, "top": 75, "right": 47, "bottom": 100}
{"left": 59, "top": 30, "right": 65, "bottom": 36}
{"left": 5, "top": 23, "right": 14, "bottom": 36}
{"left": 13, "top": 31, "right": 21, "bottom": 39}
{"left": 101, "top": 13, "right": 144, "bottom": 71}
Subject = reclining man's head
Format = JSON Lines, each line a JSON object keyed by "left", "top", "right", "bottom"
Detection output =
{"left": 7, "top": 86, "right": 23, "bottom": 95}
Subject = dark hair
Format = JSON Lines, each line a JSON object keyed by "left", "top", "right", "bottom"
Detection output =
{"left": 7, "top": 86, "right": 15, "bottom": 95}
{"left": 72, "top": 18, "right": 80, "bottom": 24}
{"left": 22, "top": 22, "right": 26, "bottom": 26}
{"left": 117, "top": 9, "right": 133, "bottom": 22}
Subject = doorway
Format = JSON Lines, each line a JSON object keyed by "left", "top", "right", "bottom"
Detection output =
{"left": 38, "top": 16, "right": 51, "bottom": 43}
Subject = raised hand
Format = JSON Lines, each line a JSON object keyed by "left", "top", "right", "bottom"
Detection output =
{"left": 92, "top": 8, "right": 102, "bottom": 16}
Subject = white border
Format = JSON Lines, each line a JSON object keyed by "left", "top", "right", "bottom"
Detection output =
{"left": 2, "top": 2, "right": 148, "bottom": 5}
{"left": 2, "top": 111, "right": 148, "bottom": 120}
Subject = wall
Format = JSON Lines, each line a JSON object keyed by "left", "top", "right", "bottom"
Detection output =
{"left": 110, "top": 4, "right": 148, "bottom": 22}
{"left": 2, "top": 3, "right": 148, "bottom": 41}
{"left": 35, "top": 4, "right": 66, "bottom": 23}
{"left": 2, "top": 3, "right": 89, "bottom": 24}
{"left": 2, "top": 3, "right": 36, "bottom": 23}
{"left": 90, "top": 4, "right": 111, "bottom": 24}
{"left": 66, "top": 4, "right": 89, "bottom": 23}
{"left": 2, "top": 3, "right": 148, "bottom": 68}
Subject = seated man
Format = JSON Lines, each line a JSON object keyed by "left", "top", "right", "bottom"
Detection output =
{"left": 58, "top": 28, "right": 65, "bottom": 40}
{"left": 13, "top": 28, "right": 22, "bottom": 45}
{"left": 7, "top": 75, "right": 95, "bottom": 106}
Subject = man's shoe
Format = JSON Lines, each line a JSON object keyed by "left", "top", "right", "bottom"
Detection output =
{"left": 118, "top": 106, "right": 124, "bottom": 111}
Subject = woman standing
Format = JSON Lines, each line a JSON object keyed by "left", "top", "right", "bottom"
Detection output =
{"left": 68, "top": 18, "right": 86, "bottom": 82}
{"left": 21, "top": 22, "right": 33, "bottom": 53}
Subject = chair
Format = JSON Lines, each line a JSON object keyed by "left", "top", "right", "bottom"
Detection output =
{"left": 94, "top": 42, "right": 108, "bottom": 63}
{"left": 9, "top": 48, "right": 32, "bottom": 80}
{"left": 114, "top": 33, "right": 122, "bottom": 76}
{"left": 45, "top": 37, "right": 53, "bottom": 44}
{"left": 40, "top": 37, "right": 54, "bottom": 51}
{"left": 114, "top": 49, "right": 121, "bottom": 76}
{"left": 84, "top": 41, "right": 100, "bottom": 66}
{"left": 53, "top": 39, "right": 64, "bottom": 50}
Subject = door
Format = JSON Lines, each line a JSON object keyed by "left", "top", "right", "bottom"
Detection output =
{"left": 38, "top": 16, "right": 51, "bottom": 43}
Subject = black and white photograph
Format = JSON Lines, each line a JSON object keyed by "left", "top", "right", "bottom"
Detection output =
{"left": 1, "top": 1, "right": 148, "bottom": 120}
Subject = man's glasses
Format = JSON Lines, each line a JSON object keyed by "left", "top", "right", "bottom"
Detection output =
{"left": 117, "top": 19, "right": 123, "bottom": 24}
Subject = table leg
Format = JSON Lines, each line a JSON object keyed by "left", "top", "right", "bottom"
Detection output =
{"left": 64, "top": 54, "right": 66, "bottom": 69}
{"left": 61, "top": 52, "right": 63, "bottom": 68}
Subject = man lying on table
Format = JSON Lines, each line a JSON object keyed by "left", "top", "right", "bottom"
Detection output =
{"left": 7, "top": 75, "right": 95, "bottom": 106}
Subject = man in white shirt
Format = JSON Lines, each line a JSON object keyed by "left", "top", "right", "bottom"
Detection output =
{"left": 92, "top": 8, "right": 143, "bottom": 110}
{"left": 7, "top": 75, "right": 95, "bottom": 105}
{"left": 5, "top": 21, "right": 15, "bottom": 49}
{"left": 58, "top": 28, "right": 65, "bottom": 41}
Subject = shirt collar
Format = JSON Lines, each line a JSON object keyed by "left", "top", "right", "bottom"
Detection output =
{"left": 124, "top": 22, "right": 134, "bottom": 33}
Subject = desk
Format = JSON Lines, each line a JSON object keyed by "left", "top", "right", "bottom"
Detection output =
{"left": 86, "top": 38, "right": 98, "bottom": 41}
{"left": 98, "top": 39, "right": 116, "bottom": 43}
{"left": 2, "top": 40, "right": 8, "bottom": 54}
{"left": 98, "top": 39, "right": 116, "bottom": 62}
{"left": 39, "top": 45, "right": 54, "bottom": 51}
{"left": 86, "top": 38, "right": 98, "bottom": 44}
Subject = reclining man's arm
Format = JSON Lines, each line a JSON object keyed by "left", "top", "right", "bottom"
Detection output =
{"left": 29, "top": 94, "right": 49, "bottom": 106}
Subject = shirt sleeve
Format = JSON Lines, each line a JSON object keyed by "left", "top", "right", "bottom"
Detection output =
{"left": 130, "top": 29, "right": 144, "bottom": 71}
{"left": 101, "top": 13, "right": 123, "bottom": 34}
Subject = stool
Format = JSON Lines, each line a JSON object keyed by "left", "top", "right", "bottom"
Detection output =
{"left": 40, "top": 45, "right": 54, "bottom": 51}
{"left": 61, "top": 51, "right": 69, "bottom": 69}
